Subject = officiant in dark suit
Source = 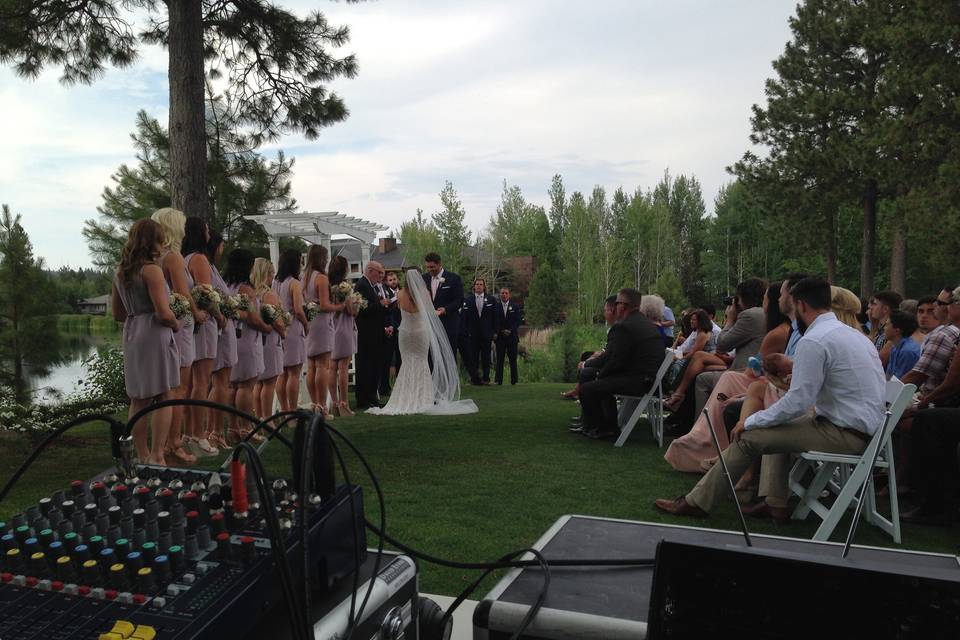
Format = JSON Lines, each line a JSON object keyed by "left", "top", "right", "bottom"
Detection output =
{"left": 422, "top": 252, "right": 464, "bottom": 353}
{"left": 578, "top": 288, "right": 664, "bottom": 440}
{"left": 495, "top": 287, "right": 522, "bottom": 385}
{"left": 463, "top": 278, "right": 499, "bottom": 385}
{"left": 354, "top": 260, "right": 388, "bottom": 410}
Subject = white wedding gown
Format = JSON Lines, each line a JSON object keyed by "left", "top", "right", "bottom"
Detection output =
{"left": 367, "top": 270, "right": 478, "bottom": 416}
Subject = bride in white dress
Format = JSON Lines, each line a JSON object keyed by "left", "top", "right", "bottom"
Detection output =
{"left": 368, "top": 269, "right": 478, "bottom": 416}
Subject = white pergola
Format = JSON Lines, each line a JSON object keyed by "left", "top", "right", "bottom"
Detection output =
{"left": 245, "top": 212, "right": 389, "bottom": 267}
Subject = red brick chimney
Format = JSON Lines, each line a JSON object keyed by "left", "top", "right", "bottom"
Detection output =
{"left": 378, "top": 237, "right": 397, "bottom": 254}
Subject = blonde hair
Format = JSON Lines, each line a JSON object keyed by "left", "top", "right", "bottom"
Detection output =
{"left": 150, "top": 208, "right": 186, "bottom": 253}
{"left": 831, "top": 286, "right": 862, "bottom": 330}
{"left": 251, "top": 257, "right": 275, "bottom": 296}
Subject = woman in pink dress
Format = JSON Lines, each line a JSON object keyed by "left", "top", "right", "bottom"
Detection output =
{"left": 302, "top": 245, "right": 345, "bottom": 419}
{"left": 253, "top": 258, "right": 286, "bottom": 422}
{"left": 208, "top": 232, "right": 237, "bottom": 449}
{"left": 182, "top": 217, "right": 226, "bottom": 457}
{"left": 278, "top": 248, "right": 309, "bottom": 411}
{"left": 111, "top": 219, "right": 180, "bottom": 466}
{"left": 151, "top": 208, "right": 200, "bottom": 465}
{"left": 328, "top": 256, "right": 358, "bottom": 416}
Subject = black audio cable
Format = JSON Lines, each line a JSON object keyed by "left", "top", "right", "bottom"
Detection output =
{"left": 232, "top": 441, "right": 311, "bottom": 640}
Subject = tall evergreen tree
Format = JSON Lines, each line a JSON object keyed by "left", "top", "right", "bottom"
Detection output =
{"left": 433, "top": 181, "right": 471, "bottom": 275}
{"left": 83, "top": 105, "right": 296, "bottom": 268}
{"left": 0, "top": 1, "right": 358, "bottom": 224}
{"left": 0, "top": 205, "right": 60, "bottom": 404}
{"left": 398, "top": 208, "right": 440, "bottom": 270}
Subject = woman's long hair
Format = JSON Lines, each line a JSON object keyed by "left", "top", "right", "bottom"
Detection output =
{"left": 118, "top": 219, "right": 165, "bottom": 285}
{"left": 831, "top": 286, "right": 863, "bottom": 330}
{"left": 276, "top": 248, "right": 302, "bottom": 282}
{"left": 206, "top": 230, "right": 224, "bottom": 265}
{"left": 691, "top": 309, "right": 711, "bottom": 334}
{"left": 765, "top": 281, "right": 789, "bottom": 333}
{"left": 303, "top": 245, "right": 329, "bottom": 293}
{"left": 223, "top": 248, "right": 255, "bottom": 286}
{"left": 251, "top": 258, "right": 274, "bottom": 296}
{"left": 328, "top": 255, "right": 348, "bottom": 287}
{"left": 181, "top": 216, "right": 208, "bottom": 256}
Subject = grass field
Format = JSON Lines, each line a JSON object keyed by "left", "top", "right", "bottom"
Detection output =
{"left": 2, "top": 382, "right": 958, "bottom": 598}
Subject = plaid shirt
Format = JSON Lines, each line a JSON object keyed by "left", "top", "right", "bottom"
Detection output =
{"left": 912, "top": 324, "right": 960, "bottom": 394}
{"left": 873, "top": 321, "right": 888, "bottom": 351}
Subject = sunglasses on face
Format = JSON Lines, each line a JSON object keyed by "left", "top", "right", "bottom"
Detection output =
{"left": 936, "top": 300, "right": 953, "bottom": 306}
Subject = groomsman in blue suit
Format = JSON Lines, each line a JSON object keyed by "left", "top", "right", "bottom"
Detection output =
{"left": 495, "top": 287, "right": 523, "bottom": 385}
{"left": 464, "top": 277, "right": 499, "bottom": 384}
{"left": 422, "top": 252, "right": 464, "bottom": 354}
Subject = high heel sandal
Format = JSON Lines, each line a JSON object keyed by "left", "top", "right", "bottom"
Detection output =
{"left": 338, "top": 401, "right": 355, "bottom": 417}
{"left": 663, "top": 392, "right": 685, "bottom": 411}
{"left": 330, "top": 403, "right": 341, "bottom": 417}
{"left": 166, "top": 444, "right": 197, "bottom": 465}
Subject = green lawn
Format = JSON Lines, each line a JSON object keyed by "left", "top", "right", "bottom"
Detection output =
{"left": 2, "top": 382, "right": 958, "bottom": 597}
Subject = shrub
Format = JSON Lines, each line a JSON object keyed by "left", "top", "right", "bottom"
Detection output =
{"left": 520, "top": 322, "right": 608, "bottom": 383}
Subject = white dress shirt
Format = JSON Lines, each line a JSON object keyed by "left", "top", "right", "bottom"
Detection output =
{"left": 431, "top": 269, "right": 445, "bottom": 299}
{"left": 744, "top": 312, "right": 886, "bottom": 435}
{"left": 475, "top": 293, "right": 484, "bottom": 315}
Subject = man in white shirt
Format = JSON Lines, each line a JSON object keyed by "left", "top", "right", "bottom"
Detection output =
{"left": 655, "top": 277, "right": 886, "bottom": 518}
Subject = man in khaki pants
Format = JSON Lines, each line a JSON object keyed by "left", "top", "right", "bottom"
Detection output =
{"left": 654, "top": 277, "right": 886, "bottom": 519}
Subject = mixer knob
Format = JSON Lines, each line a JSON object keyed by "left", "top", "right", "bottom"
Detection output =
{"left": 38, "top": 528, "right": 56, "bottom": 548}
{"left": 11, "top": 513, "right": 27, "bottom": 528}
{"left": 108, "top": 505, "right": 123, "bottom": 526}
{"left": 47, "top": 541, "right": 64, "bottom": 564}
{"left": 172, "top": 523, "right": 186, "bottom": 547}
{"left": 182, "top": 491, "right": 199, "bottom": 512}
{"left": 144, "top": 498, "right": 160, "bottom": 521}
{"left": 55, "top": 554, "right": 75, "bottom": 582}
{"left": 56, "top": 519, "right": 73, "bottom": 538}
{"left": 98, "top": 548, "right": 116, "bottom": 575}
{"left": 5, "top": 548, "right": 23, "bottom": 573}
{"left": 73, "top": 544, "right": 91, "bottom": 565}
{"left": 134, "top": 486, "right": 152, "bottom": 507}
{"left": 47, "top": 508, "right": 64, "bottom": 528}
{"left": 62, "top": 532, "right": 79, "bottom": 551}
{"left": 169, "top": 477, "right": 185, "bottom": 491}
{"left": 60, "top": 500, "right": 75, "bottom": 518}
{"left": 22, "top": 537, "right": 40, "bottom": 556}
{"left": 29, "top": 551, "right": 47, "bottom": 576}
{"left": 184, "top": 535, "right": 199, "bottom": 561}
{"left": 83, "top": 503, "right": 98, "bottom": 524}
{"left": 158, "top": 489, "right": 174, "bottom": 510}
{"left": 133, "top": 508, "right": 147, "bottom": 529}
{"left": 14, "top": 524, "right": 33, "bottom": 543}
{"left": 81, "top": 559, "right": 100, "bottom": 586}
{"left": 126, "top": 551, "right": 143, "bottom": 574}
{"left": 158, "top": 511, "right": 171, "bottom": 532}
{"left": 153, "top": 554, "right": 171, "bottom": 584}
{"left": 91, "top": 481, "right": 107, "bottom": 499}
{"left": 158, "top": 531, "right": 172, "bottom": 553}
{"left": 145, "top": 519, "right": 159, "bottom": 543}
{"left": 107, "top": 526, "right": 122, "bottom": 546}
{"left": 136, "top": 567, "right": 156, "bottom": 593}
{"left": 195, "top": 525, "right": 211, "bottom": 552}
{"left": 185, "top": 511, "right": 199, "bottom": 534}
{"left": 38, "top": 497, "right": 53, "bottom": 517}
{"left": 88, "top": 535, "right": 105, "bottom": 554}
{"left": 70, "top": 480, "right": 86, "bottom": 498}
{"left": 141, "top": 542, "right": 157, "bottom": 563}
{"left": 215, "top": 533, "right": 232, "bottom": 561}
{"left": 120, "top": 516, "right": 134, "bottom": 539}
{"left": 109, "top": 563, "right": 128, "bottom": 591}
{"left": 26, "top": 505, "right": 41, "bottom": 524}
{"left": 2, "top": 533, "right": 17, "bottom": 551}
{"left": 71, "top": 511, "right": 86, "bottom": 534}
{"left": 146, "top": 477, "right": 163, "bottom": 490}
{"left": 170, "top": 502, "right": 185, "bottom": 526}
{"left": 168, "top": 545, "right": 184, "bottom": 572}
{"left": 112, "top": 484, "right": 130, "bottom": 504}
{"left": 240, "top": 537, "right": 257, "bottom": 565}
{"left": 209, "top": 512, "right": 225, "bottom": 536}
{"left": 115, "top": 538, "right": 131, "bottom": 557}
{"left": 206, "top": 492, "right": 224, "bottom": 511}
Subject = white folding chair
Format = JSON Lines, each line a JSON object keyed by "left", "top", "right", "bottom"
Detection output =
{"left": 786, "top": 378, "right": 915, "bottom": 543}
{"left": 614, "top": 349, "right": 675, "bottom": 448}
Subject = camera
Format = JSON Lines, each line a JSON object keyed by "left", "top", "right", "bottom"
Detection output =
{"left": 723, "top": 296, "right": 735, "bottom": 306}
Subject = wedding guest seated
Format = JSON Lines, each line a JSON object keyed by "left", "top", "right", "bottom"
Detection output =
{"left": 561, "top": 295, "right": 617, "bottom": 401}
{"left": 900, "top": 298, "right": 918, "bottom": 316}
{"left": 664, "top": 277, "right": 799, "bottom": 472}
{"left": 902, "top": 286, "right": 960, "bottom": 397}
{"left": 869, "top": 290, "right": 903, "bottom": 368}
{"left": 663, "top": 278, "right": 767, "bottom": 412}
{"left": 670, "top": 308, "right": 695, "bottom": 350}
{"left": 914, "top": 296, "right": 939, "bottom": 342}
{"left": 885, "top": 310, "right": 922, "bottom": 379}
{"left": 640, "top": 294, "right": 665, "bottom": 327}
{"left": 575, "top": 288, "right": 665, "bottom": 440}
{"left": 655, "top": 276, "right": 886, "bottom": 521}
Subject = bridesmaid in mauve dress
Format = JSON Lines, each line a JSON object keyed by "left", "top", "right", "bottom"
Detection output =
{"left": 208, "top": 233, "right": 237, "bottom": 449}
{"left": 302, "top": 245, "right": 345, "bottom": 419}
{"left": 151, "top": 208, "right": 200, "bottom": 465}
{"left": 328, "top": 255, "right": 359, "bottom": 416}
{"left": 110, "top": 219, "right": 180, "bottom": 466}
{"left": 277, "top": 249, "right": 310, "bottom": 411}
{"left": 253, "top": 258, "right": 286, "bottom": 423}
{"left": 182, "top": 217, "right": 226, "bottom": 458}
{"left": 224, "top": 249, "right": 272, "bottom": 436}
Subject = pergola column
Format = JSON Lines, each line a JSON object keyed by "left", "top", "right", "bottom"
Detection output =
{"left": 269, "top": 237, "right": 280, "bottom": 266}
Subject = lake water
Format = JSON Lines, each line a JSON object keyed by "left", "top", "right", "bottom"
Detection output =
{"left": 26, "top": 331, "right": 120, "bottom": 404}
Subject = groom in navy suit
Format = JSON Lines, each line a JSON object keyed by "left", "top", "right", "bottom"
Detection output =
{"left": 423, "top": 252, "right": 464, "bottom": 355}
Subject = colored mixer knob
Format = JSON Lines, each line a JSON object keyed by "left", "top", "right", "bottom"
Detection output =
{"left": 182, "top": 491, "right": 199, "bottom": 512}
{"left": 109, "top": 563, "right": 128, "bottom": 590}
{"left": 141, "top": 542, "right": 157, "bottom": 563}
{"left": 99, "top": 548, "right": 116, "bottom": 574}
{"left": 5, "top": 548, "right": 23, "bottom": 572}
{"left": 88, "top": 536, "right": 105, "bottom": 554}
{"left": 91, "top": 482, "right": 107, "bottom": 499}
{"left": 47, "top": 541, "right": 64, "bottom": 564}
{"left": 136, "top": 567, "right": 156, "bottom": 593}
{"left": 81, "top": 559, "right": 100, "bottom": 586}
{"left": 62, "top": 531, "right": 79, "bottom": 550}
{"left": 15, "top": 525, "right": 32, "bottom": 543}
{"left": 185, "top": 511, "right": 199, "bottom": 534}
{"left": 38, "top": 529, "right": 56, "bottom": 548}
{"left": 112, "top": 484, "right": 129, "bottom": 504}
{"left": 70, "top": 480, "right": 85, "bottom": 498}
{"left": 153, "top": 555, "right": 171, "bottom": 583}
{"left": 240, "top": 537, "right": 256, "bottom": 564}
{"left": 29, "top": 551, "right": 47, "bottom": 576}
{"left": 209, "top": 512, "right": 225, "bottom": 536}
{"left": 55, "top": 554, "right": 75, "bottom": 581}
{"left": 167, "top": 545, "right": 184, "bottom": 573}
{"left": 158, "top": 489, "right": 174, "bottom": 510}
{"left": 134, "top": 486, "right": 152, "bottom": 507}
{"left": 115, "top": 538, "right": 131, "bottom": 557}
{"left": 1, "top": 533, "right": 16, "bottom": 551}
{"left": 22, "top": 538, "right": 39, "bottom": 556}
{"left": 73, "top": 544, "right": 91, "bottom": 565}
{"left": 215, "top": 532, "right": 232, "bottom": 561}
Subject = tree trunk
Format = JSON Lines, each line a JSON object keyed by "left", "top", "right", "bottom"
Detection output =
{"left": 168, "top": 0, "right": 208, "bottom": 221}
{"left": 825, "top": 208, "right": 837, "bottom": 284}
{"left": 859, "top": 179, "right": 878, "bottom": 297}
{"left": 890, "top": 217, "right": 907, "bottom": 296}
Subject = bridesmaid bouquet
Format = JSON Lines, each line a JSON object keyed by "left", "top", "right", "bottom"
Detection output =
{"left": 261, "top": 303, "right": 281, "bottom": 325}
{"left": 349, "top": 291, "right": 368, "bottom": 311}
{"left": 303, "top": 301, "right": 321, "bottom": 321}
{"left": 283, "top": 311, "right": 293, "bottom": 326}
{"left": 169, "top": 293, "right": 192, "bottom": 321}
{"left": 220, "top": 293, "right": 251, "bottom": 320}
{"left": 333, "top": 281, "right": 354, "bottom": 303}
{"left": 191, "top": 284, "right": 222, "bottom": 311}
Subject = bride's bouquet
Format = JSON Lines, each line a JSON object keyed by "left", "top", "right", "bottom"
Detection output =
{"left": 303, "top": 301, "right": 321, "bottom": 322}
{"left": 261, "top": 303, "right": 281, "bottom": 326}
{"left": 333, "top": 281, "right": 354, "bottom": 303}
{"left": 169, "top": 292, "right": 192, "bottom": 321}
{"left": 349, "top": 291, "right": 368, "bottom": 311}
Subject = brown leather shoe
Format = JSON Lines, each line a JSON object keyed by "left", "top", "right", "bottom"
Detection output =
{"left": 741, "top": 500, "right": 790, "bottom": 524}
{"left": 653, "top": 496, "right": 707, "bottom": 518}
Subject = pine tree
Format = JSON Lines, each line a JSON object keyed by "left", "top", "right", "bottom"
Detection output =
{"left": 398, "top": 209, "right": 441, "bottom": 271}
{"left": 0, "top": 1, "right": 358, "bottom": 224}
{"left": 0, "top": 205, "right": 61, "bottom": 404}
{"left": 524, "top": 262, "right": 564, "bottom": 327}
{"left": 83, "top": 105, "right": 296, "bottom": 268}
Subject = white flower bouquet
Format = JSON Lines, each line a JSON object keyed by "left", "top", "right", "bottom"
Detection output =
{"left": 261, "top": 303, "right": 281, "bottom": 325}
{"left": 303, "top": 301, "right": 321, "bottom": 321}
{"left": 349, "top": 291, "right": 368, "bottom": 311}
{"left": 169, "top": 292, "right": 192, "bottom": 320}
{"left": 190, "top": 284, "right": 222, "bottom": 311}
{"left": 333, "top": 280, "right": 354, "bottom": 303}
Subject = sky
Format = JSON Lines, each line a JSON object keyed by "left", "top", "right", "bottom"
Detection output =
{"left": 0, "top": 0, "right": 797, "bottom": 269}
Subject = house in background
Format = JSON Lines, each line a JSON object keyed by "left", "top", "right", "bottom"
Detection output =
{"left": 78, "top": 294, "right": 110, "bottom": 315}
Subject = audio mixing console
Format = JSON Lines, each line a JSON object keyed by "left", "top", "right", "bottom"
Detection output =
{"left": 0, "top": 464, "right": 365, "bottom": 640}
